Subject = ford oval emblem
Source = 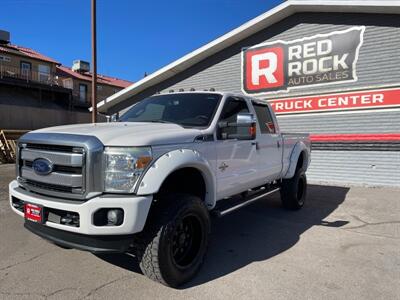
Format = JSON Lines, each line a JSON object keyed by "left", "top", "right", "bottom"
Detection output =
{"left": 32, "top": 158, "right": 53, "bottom": 176}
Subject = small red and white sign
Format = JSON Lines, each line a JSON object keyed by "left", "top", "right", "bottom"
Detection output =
{"left": 269, "top": 87, "right": 400, "bottom": 115}
{"left": 24, "top": 203, "right": 43, "bottom": 223}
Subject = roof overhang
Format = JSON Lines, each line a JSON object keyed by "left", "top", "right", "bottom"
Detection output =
{"left": 96, "top": 0, "right": 400, "bottom": 113}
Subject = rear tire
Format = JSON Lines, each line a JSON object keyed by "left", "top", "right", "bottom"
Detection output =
{"left": 281, "top": 168, "right": 307, "bottom": 210}
{"left": 133, "top": 193, "right": 210, "bottom": 287}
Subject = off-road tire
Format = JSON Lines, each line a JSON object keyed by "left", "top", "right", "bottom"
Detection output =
{"left": 133, "top": 193, "right": 210, "bottom": 287}
{"left": 281, "top": 168, "right": 307, "bottom": 210}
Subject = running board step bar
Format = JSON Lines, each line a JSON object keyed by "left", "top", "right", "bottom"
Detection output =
{"left": 213, "top": 187, "right": 280, "bottom": 217}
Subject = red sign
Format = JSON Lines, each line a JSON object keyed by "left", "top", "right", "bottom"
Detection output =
{"left": 242, "top": 27, "right": 365, "bottom": 94}
{"left": 25, "top": 203, "right": 43, "bottom": 223}
{"left": 269, "top": 88, "right": 400, "bottom": 115}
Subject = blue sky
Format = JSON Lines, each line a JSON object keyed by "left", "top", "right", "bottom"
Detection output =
{"left": 2, "top": 0, "right": 282, "bottom": 82}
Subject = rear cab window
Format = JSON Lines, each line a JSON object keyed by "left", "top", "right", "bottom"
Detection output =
{"left": 252, "top": 101, "right": 276, "bottom": 134}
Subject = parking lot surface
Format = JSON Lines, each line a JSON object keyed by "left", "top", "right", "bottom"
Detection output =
{"left": 0, "top": 163, "right": 399, "bottom": 299}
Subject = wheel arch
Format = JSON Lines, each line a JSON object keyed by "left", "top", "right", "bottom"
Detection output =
{"left": 283, "top": 142, "right": 310, "bottom": 179}
{"left": 136, "top": 149, "right": 217, "bottom": 209}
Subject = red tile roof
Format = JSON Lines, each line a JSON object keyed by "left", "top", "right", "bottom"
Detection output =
{"left": 0, "top": 43, "right": 132, "bottom": 88}
{"left": 56, "top": 65, "right": 132, "bottom": 89}
{"left": 0, "top": 44, "right": 59, "bottom": 64}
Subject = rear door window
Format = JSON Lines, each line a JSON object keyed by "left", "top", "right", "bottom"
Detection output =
{"left": 253, "top": 102, "right": 276, "bottom": 134}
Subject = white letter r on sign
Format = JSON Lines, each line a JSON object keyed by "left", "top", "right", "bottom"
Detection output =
{"left": 251, "top": 52, "right": 278, "bottom": 85}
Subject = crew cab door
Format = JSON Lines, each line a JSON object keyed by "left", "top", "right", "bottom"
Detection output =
{"left": 252, "top": 101, "right": 282, "bottom": 181}
{"left": 215, "top": 97, "right": 259, "bottom": 199}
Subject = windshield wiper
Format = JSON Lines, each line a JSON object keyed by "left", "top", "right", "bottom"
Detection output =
{"left": 140, "top": 120, "right": 186, "bottom": 127}
{"left": 144, "top": 120, "right": 175, "bottom": 124}
{"left": 121, "top": 119, "right": 185, "bottom": 127}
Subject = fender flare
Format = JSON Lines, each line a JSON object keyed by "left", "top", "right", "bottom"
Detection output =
{"left": 283, "top": 141, "right": 310, "bottom": 179}
{"left": 135, "top": 149, "right": 217, "bottom": 209}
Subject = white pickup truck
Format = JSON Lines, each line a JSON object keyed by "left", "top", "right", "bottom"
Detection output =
{"left": 9, "top": 91, "right": 310, "bottom": 287}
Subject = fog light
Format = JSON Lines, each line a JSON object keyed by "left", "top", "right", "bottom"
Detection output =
{"left": 60, "top": 213, "right": 80, "bottom": 227}
{"left": 11, "top": 197, "right": 24, "bottom": 212}
{"left": 107, "top": 209, "right": 123, "bottom": 226}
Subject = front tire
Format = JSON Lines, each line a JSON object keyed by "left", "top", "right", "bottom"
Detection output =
{"left": 134, "top": 194, "right": 210, "bottom": 287}
{"left": 281, "top": 168, "right": 307, "bottom": 210}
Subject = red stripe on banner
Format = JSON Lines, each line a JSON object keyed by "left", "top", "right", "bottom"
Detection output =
{"left": 270, "top": 87, "right": 400, "bottom": 114}
{"left": 310, "top": 133, "right": 400, "bottom": 142}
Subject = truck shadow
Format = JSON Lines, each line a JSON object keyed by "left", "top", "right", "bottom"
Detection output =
{"left": 96, "top": 184, "right": 349, "bottom": 288}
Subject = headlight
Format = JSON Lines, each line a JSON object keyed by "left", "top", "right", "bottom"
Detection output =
{"left": 104, "top": 147, "right": 152, "bottom": 193}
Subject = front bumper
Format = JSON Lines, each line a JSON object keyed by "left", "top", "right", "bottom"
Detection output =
{"left": 9, "top": 180, "right": 153, "bottom": 236}
{"left": 24, "top": 220, "right": 136, "bottom": 253}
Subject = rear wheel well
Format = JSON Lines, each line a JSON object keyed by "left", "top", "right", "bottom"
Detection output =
{"left": 155, "top": 167, "right": 206, "bottom": 201}
{"left": 296, "top": 151, "right": 306, "bottom": 171}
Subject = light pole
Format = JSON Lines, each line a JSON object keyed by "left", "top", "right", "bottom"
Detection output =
{"left": 91, "top": 0, "right": 97, "bottom": 123}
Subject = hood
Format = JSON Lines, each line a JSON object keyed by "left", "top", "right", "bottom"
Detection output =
{"left": 33, "top": 122, "right": 203, "bottom": 146}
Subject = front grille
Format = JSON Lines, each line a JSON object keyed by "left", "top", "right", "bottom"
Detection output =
{"left": 18, "top": 143, "right": 86, "bottom": 198}
{"left": 26, "top": 143, "right": 76, "bottom": 153}
{"left": 22, "top": 179, "right": 75, "bottom": 193}
{"left": 24, "top": 161, "right": 82, "bottom": 174}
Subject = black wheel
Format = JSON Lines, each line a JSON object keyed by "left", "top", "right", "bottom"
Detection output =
{"left": 133, "top": 194, "right": 210, "bottom": 287}
{"left": 281, "top": 168, "right": 307, "bottom": 210}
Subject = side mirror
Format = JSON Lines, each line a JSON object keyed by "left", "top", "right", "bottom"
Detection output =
{"left": 236, "top": 112, "right": 254, "bottom": 125}
{"left": 110, "top": 113, "right": 119, "bottom": 122}
{"left": 218, "top": 113, "right": 256, "bottom": 140}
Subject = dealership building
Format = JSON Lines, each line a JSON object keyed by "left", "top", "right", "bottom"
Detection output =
{"left": 98, "top": 0, "right": 400, "bottom": 187}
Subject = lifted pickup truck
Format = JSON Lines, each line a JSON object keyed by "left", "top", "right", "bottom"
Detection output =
{"left": 9, "top": 91, "right": 310, "bottom": 287}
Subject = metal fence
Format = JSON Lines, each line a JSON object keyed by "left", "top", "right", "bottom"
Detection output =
{"left": 0, "top": 64, "right": 63, "bottom": 86}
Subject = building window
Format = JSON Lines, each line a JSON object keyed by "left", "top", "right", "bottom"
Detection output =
{"left": 20, "top": 61, "right": 31, "bottom": 79}
{"left": 79, "top": 84, "right": 88, "bottom": 102}
{"left": 62, "top": 78, "right": 73, "bottom": 89}
{"left": 38, "top": 64, "right": 50, "bottom": 82}
{"left": 0, "top": 55, "right": 11, "bottom": 62}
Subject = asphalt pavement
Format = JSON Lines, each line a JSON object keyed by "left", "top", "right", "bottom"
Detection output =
{"left": 0, "top": 163, "right": 399, "bottom": 299}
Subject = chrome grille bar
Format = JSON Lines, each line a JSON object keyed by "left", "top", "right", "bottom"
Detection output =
{"left": 21, "top": 167, "right": 83, "bottom": 187}
{"left": 21, "top": 148, "right": 83, "bottom": 166}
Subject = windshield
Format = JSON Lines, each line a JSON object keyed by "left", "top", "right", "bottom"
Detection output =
{"left": 119, "top": 93, "right": 222, "bottom": 127}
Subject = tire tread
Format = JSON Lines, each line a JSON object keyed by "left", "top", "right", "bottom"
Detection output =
{"left": 133, "top": 194, "right": 209, "bottom": 287}
{"left": 281, "top": 168, "right": 307, "bottom": 210}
